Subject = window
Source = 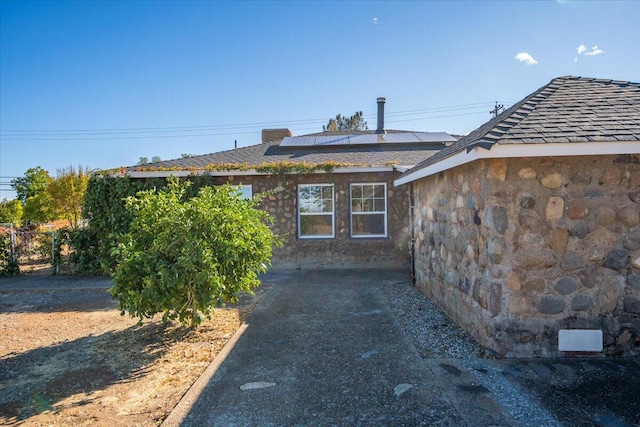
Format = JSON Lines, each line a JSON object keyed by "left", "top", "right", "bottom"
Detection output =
{"left": 298, "top": 184, "right": 334, "bottom": 238}
{"left": 235, "top": 185, "right": 252, "bottom": 200}
{"left": 350, "top": 183, "right": 387, "bottom": 237}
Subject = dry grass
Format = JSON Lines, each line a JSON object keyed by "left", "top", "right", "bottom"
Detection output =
{"left": 0, "top": 286, "right": 269, "bottom": 426}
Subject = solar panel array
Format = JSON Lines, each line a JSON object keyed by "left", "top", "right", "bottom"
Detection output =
{"left": 280, "top": 132, "right": 456, "bottom": 147}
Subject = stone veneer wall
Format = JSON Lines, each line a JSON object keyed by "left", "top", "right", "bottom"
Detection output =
{"left": 411, "top": 154, "right": 640, "bottom": 357}
{"left": 217, "top": 171, "right": 411, "bottom": 269}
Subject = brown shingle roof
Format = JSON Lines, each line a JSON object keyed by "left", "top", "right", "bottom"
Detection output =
{"left": 404, "top": 76, "right": 640, "bottom": 175}
{"left": 125, "top": 131, "right": 453, "bottom": 172}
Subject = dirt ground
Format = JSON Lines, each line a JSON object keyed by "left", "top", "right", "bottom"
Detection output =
{"left": 0, "top": 277, "right": 269, "bottom": 426}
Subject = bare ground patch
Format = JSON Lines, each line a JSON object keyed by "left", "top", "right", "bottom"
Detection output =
{"left": 0, "top": 281, "right": 269, "bottom": 426}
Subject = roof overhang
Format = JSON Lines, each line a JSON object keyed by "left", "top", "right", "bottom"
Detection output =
{"left": 120, "top": 166, "right": 397, "bottom": 179}
{"left": 394, "top": 140, "right": 640, "bottom": 186}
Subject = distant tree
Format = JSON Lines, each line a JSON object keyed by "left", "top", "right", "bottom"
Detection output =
{"left": 136, "top": 156, "right": 162, "bottom": 165}
{"left": 11, "top": 166, "right": 52, "bottom": 205}
{"left": 323, "top": 111, "right": 368, "bottom": 132}
{"left": 23, "top": 192, "right": 55, "bottom": 224}
{"left": 181, "top": 153, "right": 193, "bottom": 158}
{"left": 0, "top": 199, "right": 23, "bottom": 226}
{"left": 46, "top": 166, "right": 91, "bottom": 228}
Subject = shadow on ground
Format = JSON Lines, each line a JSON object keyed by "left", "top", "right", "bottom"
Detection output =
{"left": 0, "top": 322, "right": 171, "bottom": 425}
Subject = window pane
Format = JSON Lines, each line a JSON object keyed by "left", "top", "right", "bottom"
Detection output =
{"left": 322, "top": 199, "right": 333, "bottom": 212}
{"left": 352, "top": 214, "right": 385, "bottom": 236}
{"left": 362, "top": 199, "right": 373, "bottom": 212}
{"left": 374, "top": 199, "right": 385, "bottom": 212}
{"left": 351, "top": 185, "right": 362, "bottom": 198}
{"left": 363, "top": 185, "right": 375, "bottom": 199}
{"left": 322, "top": 186, "right": 333, "bottom": 199}
{"left": 300, "top": 215, "right": 333, "bottom": 237}
{"left": 374, "top": 185, "right": 385, "bottom": 197}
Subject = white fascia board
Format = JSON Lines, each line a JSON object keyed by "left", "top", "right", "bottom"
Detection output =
{"left": 124, "top": 166, "right": 394, "bottom": 179}
{"left": 394, "top": 140, "right": 640, "bottom": 186}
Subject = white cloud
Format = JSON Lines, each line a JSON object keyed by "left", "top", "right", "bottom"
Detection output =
{"left": 515, "top": 52, "right": 538, "bottom": 65}
{"left": 576, "top": 44, "right": 605, "bottom": 59}
{"left": 585, "top": 45, "right": 604, "bottom": 56}
{"left": 372, "top": 17, "right": 379, "bottom": 25}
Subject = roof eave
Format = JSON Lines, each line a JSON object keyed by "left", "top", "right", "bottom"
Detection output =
{"left": 394, "top": 140, "right": 640, "bottom": 186}
{"left": 120, "top": 165, "right": 397, "bottom": 179}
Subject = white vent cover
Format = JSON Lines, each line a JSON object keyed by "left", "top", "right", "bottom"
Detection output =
{"left": 558, "top": 329, "right": 603, "bottom": 352}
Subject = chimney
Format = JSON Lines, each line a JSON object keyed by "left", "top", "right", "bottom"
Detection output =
{"left": 262, "top": 128, "right": 293, "bottom": 144}
{"left": 376, "top": 97, "right": 386, "bottom": 134}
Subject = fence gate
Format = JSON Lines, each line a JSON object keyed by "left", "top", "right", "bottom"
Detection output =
{"left": 0, "top": 226, "right": 57, "bottom": 275}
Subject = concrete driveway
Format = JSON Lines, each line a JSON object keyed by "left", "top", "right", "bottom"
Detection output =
{"left": 162, "top": 269, "right": 640, "bottom": 427}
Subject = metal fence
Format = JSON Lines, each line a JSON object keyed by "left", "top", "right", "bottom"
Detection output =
{"left": 0, "top": 226, "right": 56, "bottom": 275}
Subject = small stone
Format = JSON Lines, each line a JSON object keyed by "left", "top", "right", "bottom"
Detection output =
{"left": 394, "top": 383, "right": 413, "bottom": 397}
{"left": 545, "top": 197, "right": 564, "bottom": 221}
{"left": 550, "top": 228, "right": 569, "bottom": 251}
{"left": 487, "top": 159, "right": 507, "bottom": 181}
{"left": 628, "top": 171, "right": 640, "bottom": 190}
{"left": 541, "top": 173, "right": 563, "bottom": 189}
{"left": 622, "top": 232, "right": 640, "bottom": 251}
{"left": 536, "top": 296, "right": 565, "bottom": 314}
{"left": 572, "top": 169, "right": 592, "bottom": 185}
{"left": 514, "top": 248, "right": 557, "bottom": 270}
{"left": 569, "top": 222, "right": 590, "bottom": 239}
{"left": 361, "top": 350, "right": 379, "bottom": 359}
{"left": 522, "top": 278, "right": 545, "bottom": 292}
{"left": 630, "top": 251, "right": 640, "bottom": 270}
{"left": 473, "top": 210, "right": 482, "bottom": 225}
{"left": 555, "top": 277, "right": 577, "bottom": 295}
{"left": 617, "top": 329, "right": 633, "bottom": 345}
{"left": 628, "top": 270, "right": 640, "bottom": 288}
{"left": 466, "top": 244, "right": 476, "bottom": 261}
{"left": 518, "top": 167, "right": 537, "bottom": 179}
{"left": 518, "top": 195, "right": 536, "bottom": 209}
{"left": 584, "top": 188, "right": 604, "bottom": 198}
{"left": 519, "top": 209, "right": 540, "bottom": 231}
{"left": 578, "top": 264, "right": 598, "bottom": 288}
{"left": 567, "top": 200, "right": 588, "bottom": 219}
{"left": 596, "top": 206, "right": 616, "bottom": 226}
{"left": 488, "top": 206, "right": 508, "bottom": 234}
{"left": 571, "top": 295, "right": 594, "bottom": 311}
{"left": 630, "top": 192, "right": 640, "bottom": 203}
{"left": 623, "top": 296, "right": 640, "bottom": 314}
{"left": 560, "top": 251, "right": 585, "bottom": 270}
{"left": 600, "top": 168, "right": 623, "bottom": 185}
{"left": 617, "top": 206, "right": 640, "bottom": 227}
{"left": 603, "top": 248, "right": 629, "bottom": 271}
{"left": 489, "top": 282, "right": 502, "bottom": 317}
{"left": 508, "top": 272, "right": 521, "bottom": 291}
{"left": 487, "top": 238, "right": 504, "bottom": 264}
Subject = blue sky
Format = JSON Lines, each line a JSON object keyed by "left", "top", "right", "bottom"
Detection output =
{"left": 1, "top": 0, "right": 639, "bottom": 199}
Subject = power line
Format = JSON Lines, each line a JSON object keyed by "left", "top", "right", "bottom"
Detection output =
{"left": 0, "top": 101, "right": 509, "bottom": 139}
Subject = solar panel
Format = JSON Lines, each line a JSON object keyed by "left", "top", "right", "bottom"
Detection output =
{"left": 280, "top": 132, "right": 456, "bottom": 147}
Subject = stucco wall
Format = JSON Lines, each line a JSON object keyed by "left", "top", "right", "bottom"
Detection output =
{"left": 218, "top": 171, "right": 411, "bottom": 269}
{"left": 411, "top": 154, "right": 640, "bottom": 356}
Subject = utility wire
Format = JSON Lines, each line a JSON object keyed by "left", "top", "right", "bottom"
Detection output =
{"left": 1, "top": 101, "right": 509, "bottom": 139}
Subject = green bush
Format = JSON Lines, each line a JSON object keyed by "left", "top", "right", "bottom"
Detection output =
{"left": 0, "top": 231, "right": 19, "bottom": 276}
{"left": 109, "top": 178, "right": 279, "bottom": 327}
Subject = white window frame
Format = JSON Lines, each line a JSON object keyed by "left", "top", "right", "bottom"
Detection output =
{"left": 298, "top": 183, "right": 335, "bottom": 239}
{"left": 350, "top": 183, "right": 387, "bottom": 238}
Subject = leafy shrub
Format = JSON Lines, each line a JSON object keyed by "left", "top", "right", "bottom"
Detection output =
{"left": 0, "top": 231, "right": 19, "bottom": 276}
{"left": 109, "top": 178, "right": 279, "bottom": 327}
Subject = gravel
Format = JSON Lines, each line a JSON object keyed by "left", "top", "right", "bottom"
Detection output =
{"left": 383, "top": 279, "right": 499, "bottom": 360}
